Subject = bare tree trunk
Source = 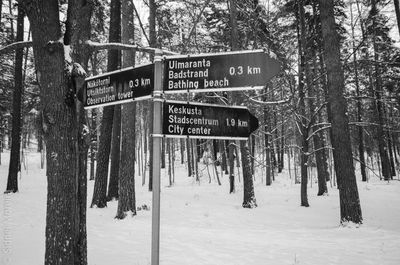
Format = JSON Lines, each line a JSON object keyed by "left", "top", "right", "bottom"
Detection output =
{"left": 319, "top": 0, "right": 363, "bottom": 224}
{"left": 371, "top": 0, "right": 391, "bottom": 180}
{"left": 116, "top": 0, "right": 137, "bottom": 219}
{"left": 89, "top": 109, "right": 96, "bottom": 180}
{"left": 186, "top": 137, "right": 192, "bottom": 177}
{"left": 107, "top": 105, "right": 121, "bottom": 201}
{"left": 180, "top": 138, "right": 185, "bottom": 164}
{"left": 228, "top": 141, "right": 235, "bottom": 193}
{"left": 241, "top": 141, "right": 257, "bottom": 208}
{"left": 5, "top": 4, "right": 24, "bottom": 193}
{"left": 297, "top": 0, "right": 309, "bottom": 207}
{"left": 350, "top": 3, "right": 367, "bottom": 182}
{"left": 91, "top": 0, "right": 120, "bottom": 208}
{"left": 264, "top": 95, "right": 272, "bottom": 186}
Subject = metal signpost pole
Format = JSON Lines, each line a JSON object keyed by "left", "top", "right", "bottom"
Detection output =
{"left": 151, "top": 52, "right": 163, "bottom": 265}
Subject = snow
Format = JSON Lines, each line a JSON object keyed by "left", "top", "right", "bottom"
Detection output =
{"left": 1, "top": 150, "right": 400, "bottom": 265}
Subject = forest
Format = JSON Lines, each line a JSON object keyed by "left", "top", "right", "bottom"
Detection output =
{"left": 0, "top": 0, "right": 400, "bottom": 265}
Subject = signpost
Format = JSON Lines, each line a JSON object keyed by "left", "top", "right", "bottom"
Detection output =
{"left": 162, "top": 100, "right": 259, "bottom": 140}
{"left": 83, "top": 63, "right": 154, "bottom": 109}
{"left": 82, "top": 49, "right": 281, "bottom": 265}
{"left": 163, "top": 49, "right": 281, "bottom": 93}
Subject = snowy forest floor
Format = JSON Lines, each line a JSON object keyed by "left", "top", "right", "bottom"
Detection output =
{"left": 1, "top": 150, "right": 400, "bottom": 265}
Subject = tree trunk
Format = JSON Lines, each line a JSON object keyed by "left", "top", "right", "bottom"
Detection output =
{"left": 107, "top": 105, "right": 121, "bottom": 201}
{"left": 241, "top": 141, "right": 257, "bottom": 208}
{"left": 20, "top": 0, "right": 92, "bottom": 263}
{"left": 116, "top": 0, "right": 137, "bottom": 219}
{"left": 297, "top": 0, "right": 309, "bottom": 207}
{"left": 319, "top": 0, "right": 363, "bottom": 224}
{"left": 264, "top": 94, "right": 272, "bottom": 186}
{"left": 89, "top": 109, "right": 96, "bottom": 180}
{"left": 5, "top": 4, "right": 24, "bottom": 193}
{"left": 186, "top": 137, "right": 192, "bottom": 177}
{"left": 371, "top": 0, "right": 391, "bottom": 180}
{"left": 228, "top": 141, "right": 235, "bottom": 193}
{"left": 91, "top": 0, "right": 121, "bottom": 208}
{"left": 350, "top": 3, "right": 367, "bottom": 182}
{"left": 394, "top": 0, "right": 400, "bottom": 37}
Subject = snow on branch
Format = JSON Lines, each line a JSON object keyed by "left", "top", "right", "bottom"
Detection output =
{"left": 86, "top": 40, "right": 179, "bottom": 55}
{"left": 0, "top": 41, "right": 33, "bottom": 55}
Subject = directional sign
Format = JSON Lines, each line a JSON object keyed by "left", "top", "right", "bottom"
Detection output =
{"left": 83, "top": 63, "right": 154, "bottom": 109}
{"left": 162, "top": 100, "right": 259, "bottom": 140}
{"left": 163, "top": 49, "right": 281, "bottom": 94}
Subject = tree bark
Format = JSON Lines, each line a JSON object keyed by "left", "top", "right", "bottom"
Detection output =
{"left": 350, "top": 3, "right": 367, "bottom": 182}
{"left": 319, "top": 0, "right": 363, "bottom": 224}
{"left": 241, "top": 141, "right": 257, "bottom": 208}
{"left": 5, "top": 4, "right": 24, "bottom": 193}
{"left": 20, "top": 0, "right": 93, "bottom": 263}
{"left": 91, "top": 0, "right": 121, "bottom": 207}
{"left": 297, "top": 0, "right": 309, "bottom": 207}
{"left": 116, "top": 0, "right": 137, "bottom": 219}
{"left": 107, "top": 104, "right": 121, "bottom": 201}
{"left": 371, "top": 0, "right": 391, "bottom": 180}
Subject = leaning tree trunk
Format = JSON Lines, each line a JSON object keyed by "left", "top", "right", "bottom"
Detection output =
{"left": 5, "top": 4, "right": 24, "bottom": 193}
{"left": 91, "top": 0, "right": 121, "bottom": 208}
{"left": 116, "top": 0, "right": 137, "bottom": 219}
{"left": 319, "top": 0, "right": 363, "bottom": 224}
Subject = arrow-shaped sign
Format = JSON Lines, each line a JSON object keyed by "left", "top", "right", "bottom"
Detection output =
{"left": 162, "top": 100, "right": 259, "bottom": 140}
{"left": 83, "top": 63, "right": 154, "bottom": 109}
{"left": 163, "top": 49, "right": 281, "bottom": 94}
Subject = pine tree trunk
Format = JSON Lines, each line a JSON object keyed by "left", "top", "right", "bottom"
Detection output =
{"left": 319, "top": 0, "right": 363, "bottom": 224}
{"left": 5, "top": 5, "right": 24, "bottom": 193}
{"left": 297, "top": 0, "right": 309, "bottom": 207}
{"left": 116, "top": 0, "right": 137, "bottom": 219}
{"left": 91, "top": 0, "right": 121, "bottom": 208}
{"left": 107, "top": 105, "right": 121, "bottom": 201}
{"left": 350, "top": 4, "right": 367, "bottom": 182}
{"left": 371, "top": 0, "right": 391, "bottom": 180}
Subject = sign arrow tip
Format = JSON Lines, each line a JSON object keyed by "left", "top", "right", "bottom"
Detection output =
{"left": 249, "top": 112, "right": 259, "bottom": 134}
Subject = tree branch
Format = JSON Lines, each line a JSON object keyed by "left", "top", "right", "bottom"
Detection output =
{"left": 86, "top": 40, "right": 178, "bottom": 55}
{"left": 0, "top": 41, "right": 33, "bottom": 55}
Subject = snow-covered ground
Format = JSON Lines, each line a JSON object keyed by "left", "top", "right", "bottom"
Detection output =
{"left": 1, "top": 150, "right": 400, "bottom": 265}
